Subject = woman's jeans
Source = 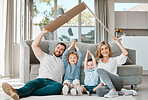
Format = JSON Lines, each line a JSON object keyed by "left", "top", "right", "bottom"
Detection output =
{"left": 15, "top": 78, "right": 63, "bottom": 98}
{"left": 96, "top": 68, "right": 123, "bottom": 97}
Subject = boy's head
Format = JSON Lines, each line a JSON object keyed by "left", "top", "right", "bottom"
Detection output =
{"left": 87, "top": 59, "right": 94, "bottom": 71}
{"left": 67, "top": 51, "right": 79, "bottom": 66}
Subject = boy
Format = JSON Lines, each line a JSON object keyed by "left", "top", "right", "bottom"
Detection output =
{"left": 81, "top": 50, "right": 103, "bottom": 95}
{"left": 62, "top": 39, "right": 83, "bottom": 96}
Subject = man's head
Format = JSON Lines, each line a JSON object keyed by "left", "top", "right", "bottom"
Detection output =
{"left": 54, "top": 42, "right": 66, "bottom": 57}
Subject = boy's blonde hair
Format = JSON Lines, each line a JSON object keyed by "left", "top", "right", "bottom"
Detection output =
{"left": 67, "top": 51, "right": 79, "bottom": 60}
{"left": 95, "top": 41, "right": 113, "bottom": 61}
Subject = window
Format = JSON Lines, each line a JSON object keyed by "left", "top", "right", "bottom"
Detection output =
{"left": 114, "top": 3, "right": 148, "bottom": 11}
{"left": 32, "top": 0, "right": 95, "bottom": 43}
{"left": 32, "top": 0, "right": 55, "bottom": 40}
{"left": 81, "top": 0, "right": 95, "bottom": 43}
{"left": 57, "top": 0, "right": 95, "bottom": 43}
{"left": 57, "top": 0, "right": 79, "bottom": 41}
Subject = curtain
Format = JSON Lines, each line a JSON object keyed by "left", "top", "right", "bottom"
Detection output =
{"left": 0, "top": 0, "right": 7, "bottom": 77}
{"left": 0, "top": 0, "right": 14, "bottom": 77}
{"left": 94, "top": 0, "right": 108, "bottom": 43}
{"left": 4, "top": 0, "right": 14, "bottom": 76}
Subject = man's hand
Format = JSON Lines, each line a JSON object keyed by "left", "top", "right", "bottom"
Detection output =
{"left": 41, "top": 28, "right": 50, "bottom": 35}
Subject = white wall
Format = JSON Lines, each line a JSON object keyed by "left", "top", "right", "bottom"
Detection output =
{"left": 122, "top": 29, "right": 148, "bottom": 36}
{"left": 115, "top": 0, "right": 148, "bottom": 3}
{"left": 107, "top": 0, "right": 115, "bottom": 43}
{"left": 12, "top": 44, "right": 20, "bottom": 78}
{"left": 121, "top": 36, "right": 148, "bottom": 72}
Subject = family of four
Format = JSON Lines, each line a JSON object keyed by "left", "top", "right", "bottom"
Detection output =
{"left": 2, "top": 28, "right": 137, "bottom": 100}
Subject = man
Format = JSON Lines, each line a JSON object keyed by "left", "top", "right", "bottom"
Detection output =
{"left": 2, "top": 28, "right": 66, "bottom": 100}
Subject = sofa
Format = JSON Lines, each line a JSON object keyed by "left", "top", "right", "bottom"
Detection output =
{"left": 20, "top": 40, "right": 143, "bottom": 91}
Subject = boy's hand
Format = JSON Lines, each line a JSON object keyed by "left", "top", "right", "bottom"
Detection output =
{"left": 74, "top": 39, "right": 77, "bottom": 47}
{"left": 87, "top": 49, "right": 93, "bottom": 55}
{"left": 73, "top": 39, "right": 79, "bottom": 51}
{"left": 70, "top": 39, "right": 75, "bottom": 47}
{"left": 87, "top": 49, "right": 89, "bottom": 55}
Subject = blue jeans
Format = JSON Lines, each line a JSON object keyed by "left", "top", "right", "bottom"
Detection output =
{"left": 15, "top": 78, "right": 63, "bottom": 98}
{"left": 96, "top": 68, "right": 123, "bottom": 97}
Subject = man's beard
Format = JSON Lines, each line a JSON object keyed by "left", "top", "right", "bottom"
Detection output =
{"left": 54, "top": 51, "right": 62, "bottom": 57}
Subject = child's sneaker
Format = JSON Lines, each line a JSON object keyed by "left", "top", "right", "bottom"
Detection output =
{"left": 88, "top": 89, "right": 93, "bottom": 96}
{"left": 2, "top": 82, "right": 19, "bottom": 100}
{"left": 104, "top": 89, "right": 118, "bottom": 98}
{"left": 121, "top": 88, "right": 137, "bottom": 96}
{"left": 70, "top": 88, "right": 77, "bottom": 96}
{"left": 76, "top": 85, "right": 82, "bottom": 96}
{"left": 62, "top": 85, "right": 69, "bottom": 95}
{"left": 86, "top": 91, "right": 90, "bottom": 96}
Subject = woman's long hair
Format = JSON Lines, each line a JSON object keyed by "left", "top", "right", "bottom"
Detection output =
{"left": 95, "top": 41, "right": 113, "bottom": 61}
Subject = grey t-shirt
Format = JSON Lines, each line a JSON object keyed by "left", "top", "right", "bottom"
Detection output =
{"left": 37, "top": 52, "right": 64, "bottom": 83}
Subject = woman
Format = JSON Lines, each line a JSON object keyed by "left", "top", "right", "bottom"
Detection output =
{"left": 95, "top": 37, "right": 137, "bottom": 98}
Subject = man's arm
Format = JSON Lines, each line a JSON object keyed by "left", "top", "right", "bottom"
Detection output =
{"left": 31, "top": 28, "right": 50, "bottom": 58}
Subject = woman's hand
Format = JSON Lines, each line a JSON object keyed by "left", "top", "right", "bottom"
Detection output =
{"left": 112, "top": 36, "right": 121, "bottom": 46}
{"left": 112, "top": 36, "right": 128, "bottom": 56}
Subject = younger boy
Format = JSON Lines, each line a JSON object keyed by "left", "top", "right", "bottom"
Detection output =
{"left": 81, "top": 50, "right": 104, "bottom": 95}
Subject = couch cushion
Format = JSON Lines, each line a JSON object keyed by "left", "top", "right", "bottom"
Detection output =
{"left": 48, "top": 40, "right": 75, "bottom": 55}
{"left": 77, "top": 42, "right": 97, "bottom": 60}
{"left": 110, "top": 41, "right": 135, "bottom": 65}
{"left": 120, "top": 75, "right": 142, "bottom": 85}
{"left": 117, "top": 65, "right": 143, "bottom": 76}
{"left": 30, "top": 64, "right": 40, "bottom": 75}
{"left": 25, "top": 40, "right": 49, "bottom": 64}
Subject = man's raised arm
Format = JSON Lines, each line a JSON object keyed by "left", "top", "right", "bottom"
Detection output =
{"left": 31, "top": 28, "right": 50, "bottom": 58}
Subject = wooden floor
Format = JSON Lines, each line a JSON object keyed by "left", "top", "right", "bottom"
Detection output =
{"left": 0, "top": 76, "right": 148, "bottom": 100}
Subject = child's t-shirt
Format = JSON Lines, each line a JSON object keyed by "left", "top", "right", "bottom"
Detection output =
{"left": 84, "top": 67, "right": 99, "bottom": 86}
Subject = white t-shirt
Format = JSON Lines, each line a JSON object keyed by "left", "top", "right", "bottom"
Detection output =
{"left": 97, "top": 53, "right": 128, "bottom": 76}
{"left": 37, "top": 52, "right": 64, "bottom": 83}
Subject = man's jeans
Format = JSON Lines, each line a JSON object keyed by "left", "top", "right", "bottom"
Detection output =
{"left": 15, "top": 78, "right": 63, "bottom": 98}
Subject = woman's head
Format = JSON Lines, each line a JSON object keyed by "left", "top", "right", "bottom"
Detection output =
{"left": 67, "top": 51, "right": 79, "bottom": 66}
{"left": 95, "top": 41, "right": 113, "bottom": 59}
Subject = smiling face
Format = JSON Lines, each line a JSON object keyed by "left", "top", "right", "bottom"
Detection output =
{"left": 95, "top": 41, "right": 113, "bottom": 59}
{"left": 68, "top": 54, "right": 78, "bottom": 66}
{"left": 87, "top": 61, "right": 94, "bottom": 71}
{"left": 100, "top": 45, "right": 110, "bottom": 57}
{"left": 54, "top": 44, "right": 65, "bottom": 57}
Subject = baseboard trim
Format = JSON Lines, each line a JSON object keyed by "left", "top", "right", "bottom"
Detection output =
{"left": 143, "top": 70, "right": 148, "bottom": 75}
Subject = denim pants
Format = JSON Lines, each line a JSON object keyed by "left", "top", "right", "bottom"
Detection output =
{"left": 96, "top": 68, "right": 123, "bottom": 97}
{"left": 15, "top": 78, "right": 63, "bottom": 98}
